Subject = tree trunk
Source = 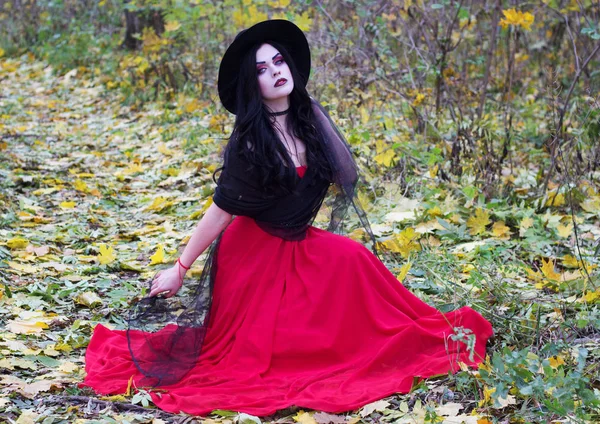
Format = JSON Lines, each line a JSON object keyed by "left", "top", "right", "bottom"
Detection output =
{"left": 122, "top": 6, "right": 165, "bottom": 50}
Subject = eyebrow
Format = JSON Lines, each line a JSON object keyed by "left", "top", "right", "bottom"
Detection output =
{"left": 256, "top": 52, "right": 282, "bottom": 65}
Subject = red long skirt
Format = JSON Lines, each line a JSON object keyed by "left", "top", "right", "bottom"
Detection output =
{"left": 81, "top": 172, "right": 493, "bottom": 416}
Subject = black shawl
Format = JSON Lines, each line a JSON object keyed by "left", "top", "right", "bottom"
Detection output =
{"left": 126, "top": 98, "right": 378, "bottom": 386}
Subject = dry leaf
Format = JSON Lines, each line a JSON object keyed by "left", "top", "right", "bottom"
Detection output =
{"left": 359, "top": 399, "right": 390, "bottom": 417}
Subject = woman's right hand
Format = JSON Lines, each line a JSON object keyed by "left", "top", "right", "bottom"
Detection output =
{"left": 149, "top": 264, "right": 186, "bottom": 298}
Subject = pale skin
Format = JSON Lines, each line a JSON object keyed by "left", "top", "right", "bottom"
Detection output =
{"left": 150, "top": 43, "right": 307, "bottom": 297}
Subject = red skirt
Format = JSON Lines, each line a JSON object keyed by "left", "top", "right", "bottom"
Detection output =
{"left": 81, "top": 215, "right": 493, "bottom": 416}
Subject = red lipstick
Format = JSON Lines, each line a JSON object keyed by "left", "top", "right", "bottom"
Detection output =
{"left": 274, "top": 78, "right": 287, "bottom": 87}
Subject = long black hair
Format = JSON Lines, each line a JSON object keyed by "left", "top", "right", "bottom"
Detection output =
{"left": 218, "top": 40, "right": 332, "bottom": 195}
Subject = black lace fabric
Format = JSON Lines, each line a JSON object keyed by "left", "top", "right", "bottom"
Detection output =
{"left": 126, "top": 98, "right": 379, "bottom": 387}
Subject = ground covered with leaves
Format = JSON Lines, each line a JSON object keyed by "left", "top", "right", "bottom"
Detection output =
{"left": 1, "top": 53, "right": 599, "bottom": 423}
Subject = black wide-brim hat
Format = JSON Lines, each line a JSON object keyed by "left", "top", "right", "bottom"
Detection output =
{"left": 217, "top": 19, "right": 311, "bottom": 114}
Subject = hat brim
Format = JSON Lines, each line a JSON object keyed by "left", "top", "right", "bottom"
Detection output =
{"left": 218, "top": 20, "right": 311, "bottom": 114}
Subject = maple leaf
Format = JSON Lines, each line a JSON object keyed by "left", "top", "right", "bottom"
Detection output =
{"left": 556, "top": 223, "right": 572, "bottom": 238}
{"left": 581, "top": 289, "right": 600, "bottom": 303}
{"left": 150, "top": 244, "right": 165, "bottom": 265}
{"left": 519, "top": 216, "right": 534, "bottom": 236}
{"left": 540, "top": 258, "right": 561, "bottom": 281}
{"left": 562, "top": 254, "right": 579, "bottom": 268}
{"left": 294, "top": 11, "right": 313, "bottom": 31}
{"left": 467, "top": 208, "right": 490, "bottom": 235}
{"left": 491, "top": 221, "right": 511, "bottom": 239}
{"left": 293, "top": 410, "right": 317, "bottom": 424}
{"left": 373, "top": 149, "right": 395, "bottom": 167}
{"left": 97, "top": 244, "right": 116, "bottom": 265}
{"left": 581, "top": 196, "right": 600, "bottom": 213}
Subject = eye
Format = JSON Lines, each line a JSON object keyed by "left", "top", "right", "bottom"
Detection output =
{"left": 257, "top": 68, "right": 266, "bottom": 75}
{"left": 275, "top": 59, "right": 284, "bottom": 65}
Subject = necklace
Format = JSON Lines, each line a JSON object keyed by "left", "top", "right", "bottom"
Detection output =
{"left": 268, "top": 108, "right": 290, "bottom": 116}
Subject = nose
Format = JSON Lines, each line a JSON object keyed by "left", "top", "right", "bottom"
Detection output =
{"left": 273, "top": 68, "right": 281, "bottom": 77}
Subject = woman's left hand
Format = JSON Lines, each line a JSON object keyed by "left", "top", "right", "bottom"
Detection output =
{"left": 149, "top": 265, "right": 185, "bottom": 298}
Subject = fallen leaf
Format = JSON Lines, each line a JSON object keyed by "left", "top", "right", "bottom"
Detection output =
{"left": 313, "top": 412, "right": 346, "bottom": 424}
{"left": 491, "top": 221, "right": 511, "bottom": 239}
{"left": 293, "top": 410, "right": 317, "bottom": 424}
{"left": 150, "top": 244, "right": 165, "bottom": 265}
{"left": 74, "top": 291, "right": 102, "bottom": 308}
{"left": 540, "top": 258, "right": 561, "bottom": 281}
{"left": 7, "top": 237, "right": 29, "bottom": 249}
{"left": 467, "top": 208, "right": 490, "bottom": 236}
{"left": 97, "top": 244, "right": 116, "bottom": 265}
{"left": 556, "top": 223, "right": 573, "bottom": 238}
{"left": 26, "top": 244, "right": 50, "bottom": 256}
{"left": 359, "top": 399, "right": 390, "bottom": 417}
{"left": 16, "top": 409, "right": 39, "bottom": 424}
{"left": 397, "top": 261, "right": 411, "bottom": 281}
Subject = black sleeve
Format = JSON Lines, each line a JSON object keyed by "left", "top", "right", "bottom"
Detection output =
{"left": 212, "top": 150, "right": 272, "bottom": 217}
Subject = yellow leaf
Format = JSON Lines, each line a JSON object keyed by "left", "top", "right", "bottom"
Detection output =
{"left": 294, "top": 11, "right": 313, "bottom": 31}
{"left": 429, "top": 164, "right": 439, "bottom": 178}
{"left": 581, "top": 196, "right": 600, "bottom": 213}
{"left": 581, "top": 289, "right": 600, "bottom": 303}
{"left": 100, "top": 394, "right": 129, "bottom": 402}
{"left": 145, "top": 196, "right": 173, "bottom": 212}
{"left": 165, "top": 20, "right": 181, "bottom": 32}
{"left": 7, "top": 320, "right": 49, "bottom": 335}
{"left": 16, "top": 409, "right": 39, "bottom": 424}
{"left": 491, "top": 221, "right": 511, "bottom": 239}
{"left": 556, "top": 223, "right": 573, "bottom": 238}
{"left": 540, "top": 258, "right": 561, "bottom": 281}
{"left": 73, "top": 179, "right": 88, "bottom": 193}
{"left": 562, "top": 254, "right": 579, "bottom": 268}
{"left": 74, "top": 291, "right": 102, "bottom": 308}
{"left": 412, "top": 92, "right": 425, "bottom": 106}
{"left": 382, "top": 228, "right": 420, "bottom": 258}
{"left": 373, "top": 149, "right": 395, "bottom": 167}
{"left": 467, "top": 208, "right": 490, "bottom": 236}
{"left": 7, "top": 262, "right": 37, "bottom": 274}
{"left": 246, "top": 5, "right": 267, "bottom": 25}
{"left": 427, "top": 205, "right": 443, "bottom": 217}
{"left": 397, "top": 262, "right": 411, "bottom": 281}
{"left": 122, "top": 162, "right": 144, "bottom": 175}
{"left": 545, "top": 192, "right": 565, "bottom": 207}
{"left": 150, "top": 244, "right": 165, "bottom": 265}
{"left": 157, "top": 142, "right": 175, "bottom": 155}
{"left": 548, "top": 355, "right": 565, "bottom": 368}
{"left": 97, "top": 244, "right": 116, "bottom": 265}
{"left": 59, "top": 201, "right": 76, "bottom": 209}
{"left": 293, "top": 410, "right": 318, "bottom": 424}
{"left": 0, "top": 48, "right": 4, "bottom": 58}
{"left": 360, "top": 106, "right": 370, "bottom": 125}
{"left": 519, "top": 216, "right": 534, "bottom": 236}
{"left": 356, "top": 191, "right": 371, "bottom": 211}
{"left": 7, "top": 237, "right": 29, "bottom": 249}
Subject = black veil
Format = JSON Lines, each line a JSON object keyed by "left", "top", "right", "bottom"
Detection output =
{"left": 126, "top": 98, "right": 380, "bottom": 387}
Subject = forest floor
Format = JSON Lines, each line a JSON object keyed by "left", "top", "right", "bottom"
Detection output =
{"left": 1, "top": 57, "right": 599, "bottom": 423}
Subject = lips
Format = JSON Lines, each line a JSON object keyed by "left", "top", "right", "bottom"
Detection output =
{"left": 274, "top": 78, "right": 287, "bottom": 87}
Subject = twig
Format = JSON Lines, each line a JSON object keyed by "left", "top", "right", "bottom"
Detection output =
{"left": 44, "top": 395, "right": 185, "bottom": 421}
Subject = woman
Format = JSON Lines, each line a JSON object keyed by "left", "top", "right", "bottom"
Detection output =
{"left": 82, "top": 20, "right": 493, "bottom": 417}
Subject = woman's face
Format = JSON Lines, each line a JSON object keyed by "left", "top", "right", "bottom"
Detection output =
{"left": 255, "top": 43, "right": 294, "bottom": 103}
